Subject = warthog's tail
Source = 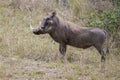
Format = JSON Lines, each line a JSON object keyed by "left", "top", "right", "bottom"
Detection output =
{"left": 104, "top": 30, "right": 109, "bottom": 54}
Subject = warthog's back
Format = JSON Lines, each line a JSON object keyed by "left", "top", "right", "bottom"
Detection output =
{"left": 65, "top": 26, "right": 106, "bottom": 48}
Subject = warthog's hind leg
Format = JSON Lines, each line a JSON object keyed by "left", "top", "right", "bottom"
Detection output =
{"left": 94, "top": 45, "right": 106, "bottom": 62}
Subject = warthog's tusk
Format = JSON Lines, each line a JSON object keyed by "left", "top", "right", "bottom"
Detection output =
{"left": 30, "top": 24, "right": 34, "bottom": 30}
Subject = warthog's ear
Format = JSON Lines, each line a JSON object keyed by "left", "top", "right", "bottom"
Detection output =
{"left": 51, "top": 11, "right": 56, "bottom": 18}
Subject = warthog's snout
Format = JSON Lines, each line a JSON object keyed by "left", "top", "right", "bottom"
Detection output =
{"left": 30, "top": 24, "right": 46, "bottom": 35}
{"left": 30, "top": 24, "right": 41, "bottom": 35}
{"left": 33, "top": 28, "right": 41, "bottom": 35}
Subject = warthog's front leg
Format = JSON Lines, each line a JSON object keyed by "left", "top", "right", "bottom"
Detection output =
{"left": 59, "top": 43, "right": 67, "bottom": 63}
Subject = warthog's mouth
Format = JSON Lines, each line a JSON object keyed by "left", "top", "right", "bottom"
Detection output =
{"left": 33, "top": 28, "right": 41, "bottom": 35}
{"left": 30, "top": 24, "right": 42, "bottom": 35}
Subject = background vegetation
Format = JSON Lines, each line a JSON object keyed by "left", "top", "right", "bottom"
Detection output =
{"left": 0, "top": 0, "right": 120, "bottom": 80}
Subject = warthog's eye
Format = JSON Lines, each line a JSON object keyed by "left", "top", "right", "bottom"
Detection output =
{"left": 45, "top": 17, "right": 50, "bottom": 21}
{"left": 41, "top": 17, "right": 53, "bottom": 29}
{"left": 45, "top": 18, "right": 53, "bottom": 25}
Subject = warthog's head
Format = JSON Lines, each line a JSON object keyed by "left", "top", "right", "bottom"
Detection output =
{"left": 30, "top": 11, "right": 57, "bottom": 35}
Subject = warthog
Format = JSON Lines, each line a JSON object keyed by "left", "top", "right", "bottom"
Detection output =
{"left": 30, "top": 12, "right": 108, "bottom": 62}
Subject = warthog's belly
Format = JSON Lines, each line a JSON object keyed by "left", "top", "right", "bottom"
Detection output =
{"left": 68, "top": 42, "right": 92, "bottom": 49}
{"left": 67, "top": 38, "right": 93, "bottom": 49}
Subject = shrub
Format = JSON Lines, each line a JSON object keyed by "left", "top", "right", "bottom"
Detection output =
{"left": 86, "top": 6, "right": 120, "bottom": 35}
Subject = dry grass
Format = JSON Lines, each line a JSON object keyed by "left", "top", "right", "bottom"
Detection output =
{"left": 0, "top": 0, "right": 120, "bottom": 80}
{"left": 0, "top": 51, "right": 119, "bottom": 80}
